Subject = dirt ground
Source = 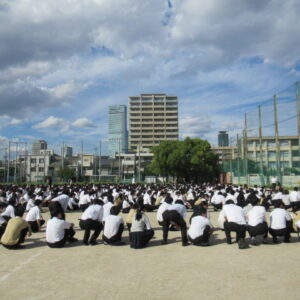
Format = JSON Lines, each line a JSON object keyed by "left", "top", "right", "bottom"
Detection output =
{"left": 0, "top": 209, "right": 299, "bottom": 300}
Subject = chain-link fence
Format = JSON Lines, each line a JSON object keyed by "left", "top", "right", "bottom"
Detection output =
{"left": 222, "top": 81, "right": 300, "bottom": 187}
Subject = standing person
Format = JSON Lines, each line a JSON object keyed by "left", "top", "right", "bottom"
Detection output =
{"left": 79, "top": 199, "right": 104, "bottom": 246}
{"left": 188, "top": 207, "right": 213, "bottom": 246}
{"left": 102, "top": 206, "right": 125, "bottom": 245}
{"left": 129, "top": 207, "right": 154, "bottom": 249}
{"left": 162, "top": 200, "right": 189, "bottom": 246}
{"left": 0, "top": 203, "right": 8, "bottom": 239}
{"left": 1, "top": 205, "right": 31, "bottom": 249}
{"left": 289, "top": 187, "right": 300, "bottom": 212}
{"left": 25, "top": 200, "right": 45, "bottom": 233}
{"left": 269, "top": 201, "right": 292, "bottom": 243}
{"left": 271, "top": 176, "right": 278, "bottom": 190}
{"left": 46, "top": 203, "right": 78, "bottom": 248}
{"left": 247, "top": 198, "right": 268, "bottom": 245}
{"left": 223, "top": 200, "right": 247, "bottom": 249}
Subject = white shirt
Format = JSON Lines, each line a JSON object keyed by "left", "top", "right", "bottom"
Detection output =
{"left": 103, "top": 202, "right": 113, "bottom": 222}
{"left": 211, "top": 194, "right": 225, "bottom": 205}
{"left": 289, "top": 191, "right": 299, "bottom": 203}
{"left": 52, "top": 194, "right": 69, "bottom": 212}
{"left": 270, "top": 208, "right": 291, "bottom": 230}
{"left": 247, "top": 206, "right": 266, "bottom": 227}
{"left": 223, "top": 204, "right": 246, "bottom": 225}
{"left": 46, "top": 217, "right": 71, "bottom": 243}
{"left": 80, "top": 205, "right": 103, "bottom": 222}
{"left": 1, "top": 205, "right": 15, "bottom": 218}
{"left": 103, "top": 215, "right": 124, "bottom": 239}
{"left": 168, "top": 203, "right": 186, "bottom": 219}
{"left": 157, "top": 202, "right": 171, "bottom": 222}
{"left": 131, "top": 214, "right": 151, "bottom": 232}
{"left": 143, "top": 193, "right": 152, "bottom": 205}
{"left": 26, "top": 199, "right": 35, "bottom": 212}
{"left": 26, "top": 206, "right": 42, "bottom": 222}
{"left": 79, "top": 193, "right": 90, "bottom": 206}
{"left": 188, "top": 216, "right": 212, "bottom": 239}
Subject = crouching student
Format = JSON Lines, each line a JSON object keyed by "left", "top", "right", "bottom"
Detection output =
{"left": 126, "top": 203, "right": 138, "bottom": 232}
{"left": 269, "top": 201, "right": 292, "bottom": 243}
{"left": 223, "top": 200, "right": 247, "bottom": 249}
{"left": 102, "top": 206, "right": 124, "bottom": 245}
{"left": 0, "top": 203, "right": 8, "bottom": 239}
{"left": 46, "top": 203, "right": 77, "bottom": 248}
{"left": 162, "top": 200, "right": 189, "bottom": 246}
{"left": 188, "top": 207, "right": 213, "bottom": 246}
{"left": 129, "top": 207, "right": 154, "bottom": 249}
{"left": 247, "top": 198, "right": 268, "bottom": 245}
{"left": 25, "top": 200, "right": 45, "bottom": 233}
{"left": 79, "top": 199, "right": 104, "bottom": 246}
{"left": 1, "top": 205, "right": 31, "bottom": 249}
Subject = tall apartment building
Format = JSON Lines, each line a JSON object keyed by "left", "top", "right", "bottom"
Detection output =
{"left": 32, "top": 140, "right": 47, "bottom": 155}
{"left": 61, "top": 145, "right": 73, "bottom": 158}
{"left": 218, "top": 131, "right": 229, "bottom": 147}
{"left": 128, "top": 94, "right": 178, "bottom": 152}
{"left": 108, "top": 105, "right": 128, "bottom": 157}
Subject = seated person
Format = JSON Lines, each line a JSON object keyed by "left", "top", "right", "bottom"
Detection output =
{"left": 0, "top": 203, "right": 8, "bottom": 239}
{"left": 102, "top": 206, "right": 124, "bottom": 245}
{"left": 25, "top": 200, "right": 45, "bottom": 233}
{"left": 269, "top": 200, "right": 292, "bottom": 243}
{"left": 1, "top": 198, "right": 16, "bottom": 222}
{"left": 188, "top": 207, "right": 213, "bottom": 246}
{"left": 129, "top": 207, "right": 154, "bottom": 249}
{"left": 247, "top": 198, "right": 268, "bottom": 245}
{"left": 126, "top": 203, "right": 138, "bottom": 232}
{"left": 162, "top": 200, "right": 189, "bottom": 246}
{"left": 1, "top": 205, "right": 31, "bottom": 249}
{"left": 46, "top": 203, "right": 77, "bottom": 248}
{"left": 223, "top": 200, "right": 247, "bottom": 249}
{"left": 79, "top": 199, "right": 104, "bottom": 246}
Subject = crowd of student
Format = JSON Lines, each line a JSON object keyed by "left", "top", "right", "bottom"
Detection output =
{"left": 0, "top": 183, "right": 300, "bottom": 250}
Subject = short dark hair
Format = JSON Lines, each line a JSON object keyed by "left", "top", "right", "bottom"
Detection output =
{"left": 110, "top": 206, "right": 120, "bottom": 216}
{"left": 14, "top": 205, "right": 25, "bottom": 217}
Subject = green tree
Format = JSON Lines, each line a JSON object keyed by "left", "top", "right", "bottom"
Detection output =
{"left": 149, "top": 137, "right": 219, "bottom": 183}
{"left": 57, "top": 167, "right": 76, "bottom": 182}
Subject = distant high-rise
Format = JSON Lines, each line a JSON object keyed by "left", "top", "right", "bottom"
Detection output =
{"left": 108, "top": 105, "right": 128, "bottom": 157}
{"left": 61, "top": 145, "right": 73, "bottom": 157}
{"left": 218, "top": 131, "right": 229, "bottom": 147}
{"left": 128, "top": 94, "right": 178, "bottom": 152}
{"left": 32, "top": 140, "right": 47, "bottom": 155}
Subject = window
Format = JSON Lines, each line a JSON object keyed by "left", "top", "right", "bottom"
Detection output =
{"left": 268, "top": 151, "right": 276, "bottom": 158}
{"left": 31, "top": 158, "right": 37, "bottom": 164}
{"left": 247, "top": 152, "right": 254, "bottom": 158}
{"left": 280, "top": 151, "right": 289, "bottom": 159}
{"left": 247, "top": 142, "right": 253, "bottom": 148}
{"left": 39, "top": 158, "right": 44, "bottom": 163}
{"left": 292, "top": 150, "right": 299, "bottom": 156}
{"left": 291, "top": 140, "right": 299, "bottom": 146}
{"left": 268, "top": 162, "right": 276, "bottom": 169}
{"left": 280, "top": 140, "right": 289, "bottom": 146}
{"left": 30, "top": 167, "right": 36, "bottom": 172}
{"left": 292, "top": 161, "right": 300, "bottom": 168}
{"left": 39, "top": 167, "right": 44, "bottom": 172}
{"left": 268, "top": 140, "right": 276, "bottom": 147}
{"left": 280, "top": 162, "right": 289, "bottom": 168}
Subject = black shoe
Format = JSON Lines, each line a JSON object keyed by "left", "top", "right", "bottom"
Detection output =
{"left": 112, "top": 241, "right": 125, "bottom": 246}
{"left": 182, "top": 242, "right": 190, "bottom": 247}
{"left": 89, "top": 241, "right": 98, "bottom": 246}
{"left": 273, "top": 238, "right": 280, "bottom": 244}
{"left": 68, "top": 237, "right": 78, "bottom": 243}
{"left": 251, "top": 237, "right": 258, "bottom": 246}
{"left": 161, "top": 240, "right": 168, "bottom": 245}
{"left": 199, "top": 242, "right": 210, "bottom": 247}
{"left": 238, "top": 238, "right": 248, "bottom": 249}
{"left": 83, "top": 241, "right": 89, "bottom": 246}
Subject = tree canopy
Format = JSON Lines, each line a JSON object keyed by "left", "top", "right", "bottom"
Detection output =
{"left": 149, "top": 137, "right": 219, "bottom": 183}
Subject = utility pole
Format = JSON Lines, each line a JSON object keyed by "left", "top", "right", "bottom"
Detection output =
{"left": 62, "top": 142, "right": 64, "bottom": 169}
{"left": 296, "top": 81, "right": 300, "bottom": 163}
{"left": 14, "top": 142, "right": 18, "bottom": 182}
{"left": 99, "top": 140, "right": 102, "bottom": 182}
{"left": 118, "top": 138, "right": 121, "bottom": 181}
{"left": 138, "top": 141, "right": 141, "bottom": 182}
{"left": 258, "top": 105, "right": 265, "bottom": 186}
{"left": 273, "top": 94, "right": 281, "bottom": 183}
{"left": 81, "top": 141, "right": 83, "bottom": 180}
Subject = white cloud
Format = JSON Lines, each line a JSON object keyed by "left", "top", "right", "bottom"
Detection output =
{"left": 33, "top": 116, "right": 68, "bottom": 131}
{"left": 9, "top": 118, "right": 24, "bottom": 125}
{"left": 72, "top": 118, "right": 96, "bottom": 128}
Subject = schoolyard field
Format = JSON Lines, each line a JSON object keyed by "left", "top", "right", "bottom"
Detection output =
{"left": 0, "top": 209, "right": 299, "bottom": 300}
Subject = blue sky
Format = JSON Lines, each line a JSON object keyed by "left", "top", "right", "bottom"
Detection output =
{"left": 0, "top": 0, "right": 300, "bottom": 156}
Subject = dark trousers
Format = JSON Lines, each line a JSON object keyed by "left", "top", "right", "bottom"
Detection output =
{"left": 103, "top": 224, "right": 124, "bottom": 244}
{"left": 224, "top": 221, "right": 246, "bottom": 244}
{"left": 211, "top": 203, "right": 223, "bottom": 210}
{"left": 162, "top": 210, "right": 188, "bottom": 245}
{"left": 188, "top": 225, "right": 211, "bottom": 245}
{"left": 122, "top": 207, "right": 130, "bottom": 214}
{"left": 126, "top": 223, "right": 132, "bottom": 232}
{"left": 144, "top": 204, "right": 155, "bottom": 212}
{"left": 269, "top": 227, "right": 290, "bottom": 242}
{"left": 47, "top": 228, "right": 75, "bottom": 248}
{"left": 130, "top": 229, "right": 154, "bottom": 249}
{"left": 291, "top": 201, "right": 300, "bottom": 212}
{"left": 248, "top": 222, "right": 268, "bottom": 238}
{"left": 80, "top": 204, "right": 89, "bottom": 212}
{"left": 79, "top": 219, "right": 103, "bottom": 243}
{"left": 2, "top": 228, "right": 28, "bottom": 249}
{"left": 28, "top": 220, "right": 45, "bottom": 233}
{"left": 0, "top": 223, "right": 7, "bottom": 239}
